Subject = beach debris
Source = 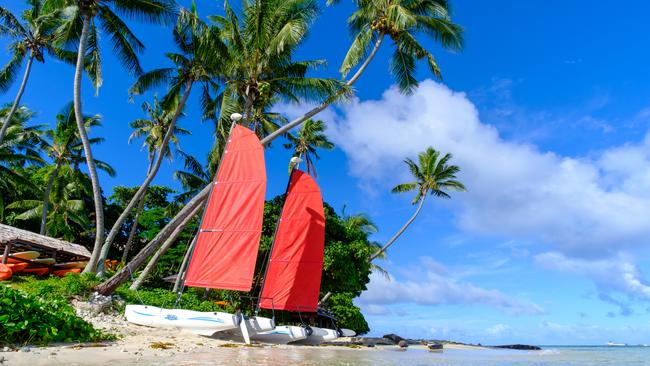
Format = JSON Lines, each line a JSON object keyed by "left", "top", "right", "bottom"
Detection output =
{"left": 0, "top": 355, "right": 6, "bottom": 364}
{"left": 427, "top": 343, "right": 443, "bottom": 351}
{"left": 150, "top": 342, "right": 175, "bottom": 350}
{"left": 219, "top": 343, "right": 240, "bottom": 348}
{"left": 382, "top": 333, "right": 405, "bottom": 345}
{"left": 398, "top": 340, "right": 408, "bottom": 349}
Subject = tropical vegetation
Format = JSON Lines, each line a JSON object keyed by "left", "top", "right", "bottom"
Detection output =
{"left": 0, "top": 0, "right": 465, "bottom": 338}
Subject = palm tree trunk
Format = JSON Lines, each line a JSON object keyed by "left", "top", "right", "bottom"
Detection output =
{"left": 130, "top": 203, "right": 202, "bottom": 291}
{"left": 98, "top": 81, "right": 194, "bottom": 274}
{"left": 319, "top": 194, "right": 427, "bottom": 305}
{"left": 40, "top": 161, "right": 61, "bottom": 235}
{"left": 369, "top": 194, "right": 427, "bottom": 262}
{"left": 120, "top": 193, "right": 146, "bottom": 263}
{"left": 95, "top": 183, "right": 210, "bottom": 295}
{"left": 173, "top": 236, "right": 195, "bottom": 292}
{"left": 75, "top": 17, "right": 106, "bottom": 275}
{"left": 0, "top": 55, "right": 34, "bottom": 145}
{"left": 95, "top": 35, "right": 387, "bottom": 294}
{"left": 259, "top": 34, "right": 384, "bottom": 145}
{"left": 120, "top": 155, "right": 155, "bottom": 263}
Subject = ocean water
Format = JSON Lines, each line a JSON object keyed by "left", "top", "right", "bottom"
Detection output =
{"left": 169, "top": 346, "right": 650, "bottom": 365}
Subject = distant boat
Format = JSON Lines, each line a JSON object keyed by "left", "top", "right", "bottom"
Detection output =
{"left": 606, "top": 341, "right": 626, "bottom": 346}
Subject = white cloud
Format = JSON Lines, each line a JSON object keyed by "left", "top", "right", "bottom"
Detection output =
{"left": 325, "top": 80, "right": 650, "bottom": 259}
{"left": 486, "top": 324, "right": 510, "bottom": 336}
{"left": 535, "top": 252, "right": 650, "bottom": 309}
{"left": 357, "top": 265, "right": 544, "bottom": 315}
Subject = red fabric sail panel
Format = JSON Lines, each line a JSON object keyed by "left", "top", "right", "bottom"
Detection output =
{"left": 184, "top": 125, "right": 266, "bottom": 291}
{"left": 259, "top": 170, "right": 325, "bottom": 312}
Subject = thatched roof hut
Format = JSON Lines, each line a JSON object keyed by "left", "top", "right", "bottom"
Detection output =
{"left": 0, "top": 224, "right": 90, "bottom": 263}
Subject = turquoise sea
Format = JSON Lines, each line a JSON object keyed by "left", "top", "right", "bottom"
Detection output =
{"left": 171, "top": 346, "right": 650, "bottom": 365}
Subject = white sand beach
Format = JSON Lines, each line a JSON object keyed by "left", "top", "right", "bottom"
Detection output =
{"left": 1, "top": 308, "right": 488, "bottom": 365}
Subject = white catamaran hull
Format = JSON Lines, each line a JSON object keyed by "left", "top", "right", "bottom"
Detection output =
{"left": 125, "top": 305, "right": 239, "bottom": 336}
{"left": 340, "top": 328, "right": 356, "bottom": 337}
{"left": 250, "top": 325, "right": 308, "bottom": 344}
{"left": 290, "top": 326, "right": 338, "bottom": 345}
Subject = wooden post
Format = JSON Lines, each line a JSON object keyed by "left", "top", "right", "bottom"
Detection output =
{"left": 2, "top": 242, "right": 12, "bottom": 264}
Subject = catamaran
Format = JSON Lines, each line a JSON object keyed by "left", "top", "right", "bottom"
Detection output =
{"left": 126, "top": 123, "right": 273, "bottom": 341}
{"left": 126, "top": 120, "right": 350, "bottom": 345}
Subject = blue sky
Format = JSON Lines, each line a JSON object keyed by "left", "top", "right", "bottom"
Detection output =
{"left": 4, "top": 0, "right": 650, "bottom": 345}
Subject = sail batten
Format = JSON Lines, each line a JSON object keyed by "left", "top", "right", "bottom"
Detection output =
{"left": 184, "top": 125, "right": 266, "bottom": 292}
{"left": 259, "top": 170, "right": 325, "bottom": 312}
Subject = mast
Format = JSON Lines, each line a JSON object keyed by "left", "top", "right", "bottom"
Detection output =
{"left": 255, "top": 156, "right": 302, "bottom": 313}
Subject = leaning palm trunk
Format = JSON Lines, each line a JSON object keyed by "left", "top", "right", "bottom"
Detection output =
{"left": 319, "top": 194, "right": 427, "bottom": 305}
{"left": 369, "top": 194, "right": 427, "bottom": 262}
{"left": 0, "top": 55, "right": 35, "bottom": 145}
{"left": 120, "top": 156, "right": 155, "bottom": 263}
{"left": 76, "top": 17, "right": 106, "bottom": 275}
{"left": 173, "top": 236, "right": 194, "bottom": 292}
{"left": 40, "top": 161, "right": 61, "bottom": 235}
{"left": 260, "top": 34, "right": 384, "bottom": 145}
{"left": 120, "top": 193, "right": 146, "bottom": 263}
{"left": 97, "top": 82, "right": 194, "bottom": 275}
{"left": 96, "top": 36, "right": 386, "bottom": 294}
{"left": 129, "top": 202, "right": 202, "bottom": 290}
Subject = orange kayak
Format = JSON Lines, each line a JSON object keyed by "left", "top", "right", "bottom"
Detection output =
{"left": 53, "top": 268, "right": 81, "bottom": 277}
{"left": 22, "top": 267, "right": 50, "bottom": 276}
{"left": 0, "top": 264, "right": 12, "bottom": 280}
{"left": 6, "top": 263, "right": 28, "bottom": 273}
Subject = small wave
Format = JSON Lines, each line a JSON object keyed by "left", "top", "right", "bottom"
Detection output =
{"left": 537, "top": 349, "right": 561, "bottom": 356}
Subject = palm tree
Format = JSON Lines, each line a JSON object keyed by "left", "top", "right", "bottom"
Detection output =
{"left": 8, "top": 165, "right": 91, "bottom": 241}
{"left": 40, "top": 103, "right": 114, "bottom": 235}
{"left": 205, "top": 0, "right": 347, "bottom": 169}
{"left": 120, "top": 97, "right": 189, "bottom": 263}
{"left": 0, "top": 1, "right": 69, "bottom": 144}
{"left": 98, "top": 4, "right": 225, "bottom": 270}
{"left": 284, "top": 119, "right": 334, "bottom": 176}
{"left": 262, "top": 0, "right": 463, "bottom": 143}
{"left": 46, "top": 0, "right": 175, "bottom": 273}
{"left": 174, "top": 152, "right": 210, "bottom": 203}
{"left": 0, "top": 105, "right": 44, "bottom": 220}
{"left": 369, "top": 147, "right": 465, "bottom": 261}
{"left": 340, "top": 207, "right": 390, "bottom": 278}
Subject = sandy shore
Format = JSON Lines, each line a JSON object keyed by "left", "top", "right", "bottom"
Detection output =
{"left": 1, "top": 308, "right": 487, "bottom": 365}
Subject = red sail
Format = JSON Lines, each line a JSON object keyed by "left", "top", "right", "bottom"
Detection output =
{"left": 259, "top": 170, "right": 325, "bottom": 312}
{"left": 184, "top": 125, "right": 266, "bottom": 291}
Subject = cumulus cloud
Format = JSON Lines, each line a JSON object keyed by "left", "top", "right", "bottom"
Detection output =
{"left": 325, "top": 80, "right": 650, "bottom": 259}
{"left": 535, "top": 252, "right": 650, "bottom": 313}
{"left": 357, "top": 262, "right": 544, "bottom": 315}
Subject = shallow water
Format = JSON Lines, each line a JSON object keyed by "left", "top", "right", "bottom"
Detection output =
{"left": 164, "top": 346, "right": 650, "bottom": 366}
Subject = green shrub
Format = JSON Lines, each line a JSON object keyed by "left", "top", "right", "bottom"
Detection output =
{"left": 328, "top": 292, "right": 369, "bottom": 335}
{"left": 10, "top": 273, "right": 100, "bottom": 301}
{"left": 0, "top": 284, "right": 113, "bottom": 345}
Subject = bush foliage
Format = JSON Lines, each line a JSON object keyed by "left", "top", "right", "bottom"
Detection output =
{"left": 0, "top": 284, "right": 113, "bottom": 345}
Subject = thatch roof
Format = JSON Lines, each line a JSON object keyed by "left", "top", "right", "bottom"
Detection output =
{"left": 0, "top": 224, "right": 91, "bottom": 259}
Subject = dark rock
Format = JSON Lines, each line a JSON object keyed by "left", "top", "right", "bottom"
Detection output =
{"left": 382, "top": 333, "right": 405, "bottom": 344}
{"left": 428, "top": 343, "right": 443, "bottom": 350}
{"left": 494, "top": 344, "right": 542, "bottom": 351}
{"left": 367, "top": 344, "right": 375, "bottom": 348}
{"left": 398, "top": 340, "right": 408, "bottom": 348}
